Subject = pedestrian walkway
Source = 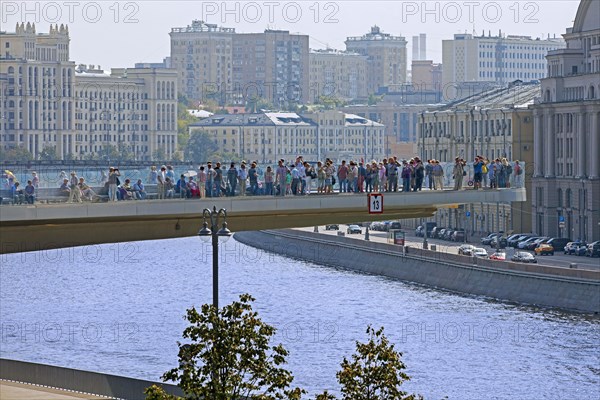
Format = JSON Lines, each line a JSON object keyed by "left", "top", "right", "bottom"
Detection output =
{"left": 0, "top": 380, "right": 112, "bottom": 400}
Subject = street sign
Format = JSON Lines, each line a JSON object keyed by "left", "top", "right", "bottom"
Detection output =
{"left": 559, "top": 221, "right": 566, "bottom": 228}
{"left": 368, "top": 193, "right": 384, "bottom": 214}
{"left": 466, "top": 211, "right": 471, "bottom": 218}
{"left": 559, "top": 216, "right": 565, "bottom": 223}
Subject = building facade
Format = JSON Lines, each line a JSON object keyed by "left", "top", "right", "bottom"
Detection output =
{"left": 170, "top": 21, "right": 310, "bottom": 106}
{"left": 442, "top": 33, "right": 565, "bottom": 101}
{"left": 309, "top": 49, "right": 368, "bottom": 103}
{"left": 532, "top": 0, "right": 600, "bottom": 242}
{"left": 74, "top": 66, "right": 178, "bottom": 161}
{"left": 345, "top": 26, "right": 407, "bottom": 95}
{"left": 343, "top": 102, "right": 433, "bottom": 151}
{"left": 416, "top": 82, "right": 538, "bottom": 234}
{"left": 411, "top": 60, "right": 442, "bottom": 91}
{"left": 189, "top": 111, "right": 384, "bottom": 163}
{"left": 0, "top": 23, "right": 178, "bottom": 160}
{"left": 169, "top": 21, "right": 234, "bottom": 102}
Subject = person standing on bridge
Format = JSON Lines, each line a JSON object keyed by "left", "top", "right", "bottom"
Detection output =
{"left": 453, "top": 157, "right": 465, "bottom": 190}
{"left": 432, "top": 160, "right": 444, "bottom": 190}
{"left": 68, "top": 172, "right": 82, "bottom": 203}
{"left": 31, "top": 172, "right": 39, "bottom": 190}
{"left": 157, "top": 166, "right": 166, "bottom": 200}
{"left": 237, "top": 162, "right": 247, "bottom": 197}
{"left": 227, "top": 163, "right": 238, "bottom": 197}
{"left": 414, "top": 158, "right": 425, "bottom": 191}
{"left": 198, "top": 166, "right": 206, "bottom": 198}
{"left": 473, "top": 157, "right": 483, "bottom": 190}
{"left": 275, "top": 159, "right": 287, "bottom": 197}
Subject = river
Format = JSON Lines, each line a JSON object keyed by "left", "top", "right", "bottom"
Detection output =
{"left": 1, "top": 237, "right": 598, "bottom": 399}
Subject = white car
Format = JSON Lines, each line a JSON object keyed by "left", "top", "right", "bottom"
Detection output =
{"left": 458, "top": 244, "right": 475, "bottom": 256}
{"left": 472, "top": 248, "right": 488, "bottom": 258}
{"left": 347, "top": 225, "right": 362, "bottom": 234}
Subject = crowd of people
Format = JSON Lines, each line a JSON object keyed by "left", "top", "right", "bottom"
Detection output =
{"left": 1, "top": 155, "right": 523, "bottom": 204}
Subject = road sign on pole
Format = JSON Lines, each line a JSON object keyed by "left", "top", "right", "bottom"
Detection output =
{"left": 368, "top": 193, "right": 384, "bottom": 214}
{"left": 466, "top": 211, "right": 471, "bottom": 218}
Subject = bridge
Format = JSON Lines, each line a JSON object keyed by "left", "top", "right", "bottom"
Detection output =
{"left": 0, "top": 189, "right": 526, "bottom": 254}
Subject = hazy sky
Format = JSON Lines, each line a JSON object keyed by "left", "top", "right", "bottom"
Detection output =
{"left": 1, "top": 0, "right": 582, "bottom": 69}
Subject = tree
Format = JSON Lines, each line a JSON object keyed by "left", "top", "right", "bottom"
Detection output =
{"left": 184, "top": 131, "right": 218, "bottom": 163}
{"left": 152, "top": 148, "right": 167, "bottom": 162}
{"left": 38, "top": 145, "right": 58, "bottom": 161}
{"left": 159, "top": 294, "right": 304, "bottom": 400}
{"left": 317, "top": 326, "right": 422, "bottom": 400}
{"left": 0, "top": 146, "right": 34, "bottom": 162}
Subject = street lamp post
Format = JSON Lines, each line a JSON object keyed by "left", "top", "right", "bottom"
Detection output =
{"left": 198, "top": 206, "right": 232, "bottom": 309}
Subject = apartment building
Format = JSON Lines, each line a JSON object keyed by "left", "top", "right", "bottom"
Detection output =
{"left": 188, "top": 111, "right": 383, "bottom": 163}
{"left": 73, "top": 66, "right": 178, "bottom": 161}
{"left": 170, "top": 21, "right": 310, "bottom": 106}
{"left": 532, "top": 0, "right": 600, "bottom": 241}
{"left": 442, "top": 32, "right": 565, "bottom": 101}
{"left": 169, "top": 20, "right": 234, "bottom": 102}
{"left": 0, "top": 23, "right": 178, "bottom": 160}
{"left": 345, "top": 26, "right": 408, "bottom": 95}
{"left": 416, "top": 82, "right": 538, "bottom": 234}
{"left": 309, "top": 49, "right": 368, "bottom": 103}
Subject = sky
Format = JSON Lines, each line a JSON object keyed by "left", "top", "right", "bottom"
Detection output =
{"left": 1, "top": 0, "right": 582, "bottom": 69}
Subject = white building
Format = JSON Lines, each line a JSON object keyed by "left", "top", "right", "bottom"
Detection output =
{"left": 442, "top": 32, "right": 565, "bottom": 101}
{"left": 0, "top": 23, "right": 178, "bottom": 161}
{"left": 532, "top": 0, "right": 600, "bottom": 241}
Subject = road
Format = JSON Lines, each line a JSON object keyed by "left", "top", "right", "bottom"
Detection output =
{"left": 296, "top": 225, "right": 600, "bottom": 271}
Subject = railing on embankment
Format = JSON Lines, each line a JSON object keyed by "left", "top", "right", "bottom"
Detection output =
{"left": 0, "top": 358, "right": 182, "bottom": 400}
{"left": 234, "top": 230, "right": 600, "bottom": 314}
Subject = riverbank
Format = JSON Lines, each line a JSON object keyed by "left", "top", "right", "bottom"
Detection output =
{"left": 234, "top": 230, "right": 600, "bottom": 313}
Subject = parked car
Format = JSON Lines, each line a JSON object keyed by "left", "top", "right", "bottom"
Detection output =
{"left": 535, "top": 243, "right": 555, "bottom": 256}
{"left": 490, "top": 236, "right": 508, "bottom": 249}
{"left": 518, "top": 236, "right": 541, "bottom": 249}
{"left": 489, "top": 251, "right": 506, "bottom": 261}
{"left": 545, "top": 237, "right": 571, "bottom": 252}
{"left": 443, "top": 229, "right": 456, "bottom": 241}
{"left": 415, "top": 226, "right": 424, "bottom": 237}
{"left": 525, "top": 237, "right": 550, "bottom": 251}
{"left": 325, "top": 224, "right": 339, "bottom": 231}
{"left": 346, "top": 225, "right": 362, "bottom": 234}
{"left": 452, "top": 230, "right": 466, "bottom": 242}
{"left": 458, "top": 244, "right": 475, "bottom": 255}
{"left": 438, "top": 228, "right": 447, "bottom": 239}
{"left": 510, "top": 235, "right": 534, "bottom": 248}
{"left": 431, "top": 227, "right": 446, "bottom": 239}
{"left": 388, "top": 221, "right": 402, "bottom": 231}
{"left": 511, "top": 252, "right": 538, "bottom": 263}
{"left": 586, "top": 241, "right": 600, "bottom": 257}
{"left": 564, "top": 241, "right": 586, "bottom": 255}
{"left": 472, "top": 248, "right": 489, "bottom": 258}
{"left": 508, "top": 234, "right": 530, "bottom": 247}
{"left": 575, "top": 244, "right": 588, "bottom": 256}
{"left": 481, "top": 232, "right": 502, "bottom": 245}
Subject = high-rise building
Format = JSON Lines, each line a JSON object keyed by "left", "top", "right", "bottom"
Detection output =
{"left": 309, "top": 49, "right": 368, "bottom": 103}
{"left": 412, "top": 36, "right": 420, "bottom": 61}
{"left": 233, "top": 30, "right": 309, "bottom": 106}
{"left": 442, "top": 32, "right": 565, "bottom": 101}
{"left": 532, "top": 0, "right": 600, "bottom": 241}
{"left": 0, "top": 23, "right": 178, "bottom": 160}
{"left": 169, "top": 20, "right": 235, "bottom": 102}
{"left": 419, "top": 33, "right": 427, "bottom": 60}
{"left": 345, "top": 26, "right": 407, "bottom": 95}
{"left": 170, "top": 21, "right": 309, "bottom": 106}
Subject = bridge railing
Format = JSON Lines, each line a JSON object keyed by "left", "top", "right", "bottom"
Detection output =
{"left": 0, "top": 358, "right": 182, "bottom": 400}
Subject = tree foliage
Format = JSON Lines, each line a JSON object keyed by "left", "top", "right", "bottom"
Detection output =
{"left": 184, "top": 131, "right": 219, "bottom": 163}
{"left": 317, "top": 326, "right": 422, "bottom": 400}
{"left": 38, "top": 145, "right": 58, "bottom": 161}
{"left": 0, "top": 146, "right": 34, "bottom": 162}
{"left": 160, "top": 294, "right": 304, "bottom": 400}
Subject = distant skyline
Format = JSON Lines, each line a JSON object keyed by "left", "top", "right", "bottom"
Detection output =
{"left": 1, "top": 0, "right": 581, "bottom": 69}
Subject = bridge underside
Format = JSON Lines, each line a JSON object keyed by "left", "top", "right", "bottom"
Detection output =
{"left": 0, "top": 189, "right": 526, "bottom": 254}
